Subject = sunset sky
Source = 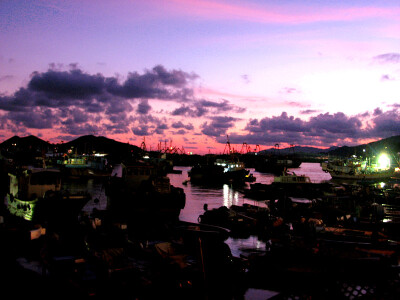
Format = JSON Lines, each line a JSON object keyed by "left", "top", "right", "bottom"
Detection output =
{"left": 1, "top": 0, "right": 399, "bottom": 154}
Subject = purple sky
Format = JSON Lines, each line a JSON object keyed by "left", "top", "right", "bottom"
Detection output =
{"left": 1, "top": 0, "right": 399, "bottom": 154}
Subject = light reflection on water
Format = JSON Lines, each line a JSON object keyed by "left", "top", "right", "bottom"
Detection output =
{"left": 73, "top": 162, "right": 331, "bottom": 256}
{"left": 169, "top": 162, "right": 331, "bottom": 255}
{"left": 223, "top": 184, "right": 240, "bottom": 208}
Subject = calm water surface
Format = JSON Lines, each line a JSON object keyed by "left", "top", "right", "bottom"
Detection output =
{"left": 70, "top": 162, "right": 331, "bottom": 256}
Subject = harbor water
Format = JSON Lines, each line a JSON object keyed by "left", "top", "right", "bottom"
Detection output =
{"left": 73, "top": 162, "right": 332, "bottom": 256}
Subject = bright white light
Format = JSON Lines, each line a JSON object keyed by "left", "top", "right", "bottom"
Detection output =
{"left": 378, "top": 154, "right": 390, "bottom": 170}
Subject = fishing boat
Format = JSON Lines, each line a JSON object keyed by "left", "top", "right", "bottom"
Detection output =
{"left": 214, "top": 158, "right": 251, "bottom": 182}
{"left": 188, "top": 158, "right": 251, "bottom": 184}
{"left": 321, "top": 154, "right": 397, "bottom": 181}
{"left": 5, "top": 167, "right": 91, "bottom": 223}
{"left": 189, "top": 136, "right": 252, "bottom": 184}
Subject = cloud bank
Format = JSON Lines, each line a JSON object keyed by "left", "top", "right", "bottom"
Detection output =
{"left": 1, "top": 64, "right": 399, "bottom": 151}
{"left": 222, "top": 111, "right": 400, "bottom": 147}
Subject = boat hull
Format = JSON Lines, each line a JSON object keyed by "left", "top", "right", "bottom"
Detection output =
{"left": 188, "top": 164, "right": 250, "bottom": 184}
{"left": 329, "top": 169, "right": 395, "bottom": 180}
{"left": 6, "top": 191, "right": 91, "bottom": 223}
{"left": 6, "top": 194, "right": 39, "bottom": 221}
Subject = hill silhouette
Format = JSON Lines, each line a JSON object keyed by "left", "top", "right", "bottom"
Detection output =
{"left": 0, "top": 135, "right": 51, "bottom": 152}
{"left": 0, "top": 135, "right": 141, "bottom": 162}
{"left": 61, "top": 135, "right": 140, "bottom": 155}
{"left": 1, "top": 134, "right": 399, "bottom": 163}
{"left": 327, "top": 135, "right": 400, "bottom": 158}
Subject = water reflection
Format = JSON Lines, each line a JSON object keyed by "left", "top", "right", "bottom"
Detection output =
{"left": 223, "top": 184, "right": 240, "bottom": 207}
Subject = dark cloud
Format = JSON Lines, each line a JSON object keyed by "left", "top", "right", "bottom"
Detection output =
{"left": 171, "top": 104, "right": 207, "bottom": 117}
{"left": 137, "top": 99, "right": 151, "bottom": 114}
{"left": 155, "top": 123, "right": 168, "bottom": 134}
{"left": 198, "top": 99, "right": 245, "bottom": 113}
{"left": 132, "top": 125, "right": 152, "bottom": 136}
{"left": 2, "top": 64, "right": 197, "bottom": 112}
{"left": 201, "top": 116, "right": 238, "bottom": 137}
{"left": 174, "top": 129, "right": 187, "bottom": 135}
{"left": 6, "top": 108, "right": 57, "bottom": 129}
{"left": 0, "top": 65, "right": 199, "bottom": 137}
{"left": 373, "top": 53, "right": 400, "bottom": 64}
{"left": 171, "top": 105, "right": 195, "bottom": 116}
{"left": 0, "top": 65, "right": 252, "bottom": 140}
{"left": 63, "top": 123, "right": 102, "bottom": 136}
{"left": 29, "top": 69, "right": 105, "bottom": 99}
{"left": 106, "top": 65, "right": 197, "bottom": 99}
{"left": 246, "top": 112, "right": 306, "bottom": 134}
{"left": 172, "top": 99, "right": 245, "bottom": 117}
{"left": 308, "top": 112, "right": 362, "bottom": 136}
{"left": 371, "top": 109, "right": 400, "bottom": 137}
{"left": 373, "top": 108, "right": 383, "bottom": 116}
{"left": 171, "top": 121, "right": 194, "bottom": 130}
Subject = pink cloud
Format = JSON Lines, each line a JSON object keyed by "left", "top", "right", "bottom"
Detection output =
{"left": 166, "top": 0, "right": 399, "bottom": 24}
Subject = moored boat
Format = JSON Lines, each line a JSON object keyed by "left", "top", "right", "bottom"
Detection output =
{"left": 57, "top": 153, "right": 111, "bottom": 179}
{"left": 321, "top": 154, "right": 397, "bottom": 181}
{"left": 5, "top": 167, "right": 91, "bottom": 223}
{"left": 188, "top": 158, "right": 252, "bottom": 184}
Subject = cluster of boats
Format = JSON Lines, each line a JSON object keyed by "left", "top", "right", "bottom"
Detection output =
{"left": 195, "top": 166, "right": 400, "bottom": 297}
{"left": 2, "top": 149, "right": 400, "bottom": 298}
{"left": 1, "top": 157, "right": 247, "bottom": 298}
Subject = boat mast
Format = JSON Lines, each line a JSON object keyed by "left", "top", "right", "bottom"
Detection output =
{"left": 223, "top": 135, "right": 232, "bottom": 155}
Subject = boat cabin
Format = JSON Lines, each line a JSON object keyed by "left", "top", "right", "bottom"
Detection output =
{"left": 274, "top": 172, "right": 311, "bottom": 184}
{"left": 8, "top": 168, "right": 62, "bottom": 200}
{"left": 214, "top": 159, "right": 245, "bottom": 173}
{"left": 111, "top": 163, "right": 158, "bottom": 190}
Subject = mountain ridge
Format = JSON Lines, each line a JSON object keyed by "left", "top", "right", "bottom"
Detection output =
{"left": 1, "top": 134, "right": 400, "bottom": 157}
